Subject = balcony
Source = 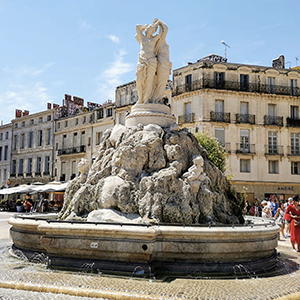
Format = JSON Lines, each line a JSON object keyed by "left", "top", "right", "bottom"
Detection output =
{"left": 172, "top": 78, "right": 300, "bottom": 97}
{"left": 58, "top": 145, "right": 86, "bottom": 156}
{"left": 210, "top": 111, "right": 231, "bottom": 123}
{"left": 287, "top": 146, "right": 300, "bottom": 156}
{"left": 178, "top": 113, "right": 195, "bottom": 125}
{"left": 286, "top": 117, "right": 300, "bottom": 127}
{"left": 18, "top": 173, "right": 23, "bottom": 177}
{"left": 264, "top": 115, "right": 283, "bottom": 126}
{"left": 236, "top": 113, "right": 255, "bottom": 124}
{"left": 35, "top": 172, "right": 41, "bottom": 176}
{"left": 235, "top": 144, "right": 256, "bottom": 154}
{"left": 265, "top": 145, "right": 284, "bottom": 156}
{"left": 10, "top": 173, "right": 16, "bottom": 178}
{"left": 60, "top": 175, "right": 66, "bottom": 182}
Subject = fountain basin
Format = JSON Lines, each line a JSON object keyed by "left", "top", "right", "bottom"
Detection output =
{"left": 8, "top": 215, "right": 279, "bottom": 277}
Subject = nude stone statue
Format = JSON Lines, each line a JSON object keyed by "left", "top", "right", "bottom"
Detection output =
{"left": 135, "top": 19, "right": 172, "bottom": 104}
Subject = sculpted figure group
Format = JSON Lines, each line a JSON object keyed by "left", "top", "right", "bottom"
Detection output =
{"left": 135, "top": 18, "right": 172, "bottom": 104}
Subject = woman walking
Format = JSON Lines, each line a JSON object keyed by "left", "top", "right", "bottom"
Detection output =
{"left": 284, "top": 195, "right": 300, "bottom": 251}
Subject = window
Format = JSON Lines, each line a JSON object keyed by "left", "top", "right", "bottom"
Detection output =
{"left": 119, "top": 113, "right": 125, "bottom": 125}
{"left": 268, "top": 131, "right": 278, "bottom": 154}
{"left": 291, "top": 133, "right": 300, "bottom": 155}
{"left": 0, "top": 133, "right": 2, "bottom": 140}
{"left": 4, "top": 146, "right": 7, "bottom": 160}
{"left": 81, "top": 131, "right": 85, "bottom": 145}
{"left": 63, "top": 134, "right": 67, "bottom": 149}
{"left": 240, "top": 159, "right": 250, "bottom": 173}
{"left": 215, "top": 128, "right": 225, "bottom": 147}
{"left": 22, "top": 121, "right": 25, "bottom": 127}
{"left": 268, "top": 77, "right": 275, "bottom": 93}
{"left": 14, "top": 123, "right": 18, "bottom": 129}
{"left": 240, "top": 130, "right": 250, "bottom": 153}
{"left": 44, "top": 156, "right": 50, "bottom": 174}
{"left": 61, "top": 162, "right": 66, "bottom": 179}
{"left": 11, "top": 160, "right": 16, "bottom": 175}
{"left": 291, "top": 106, "right": 299, "bottom": 119}
{"left": 268, "top": 160, "right": 279, "bottom": 174}
{"left": 83, "top": 116, "right": 86, "bottom": 124}
{"left": 38, "top": 130, "right": 43, "bottom": 146}
{"left": 240, "top": 74, "right": 249, "bottom": 91}
{"left": 19, "top": 159, "right": 23, "bottom": 175}
{"left": 57, "top": 122, "right": 60, "bottom": 129}
{"left": 21, "top": 134, "right": 25, "bottom": 149}
{"left": 47, "top": 129, "right": 51, "bottom": 145}
{"left": 88, "top": 137, "right": 91, "bottom": 146}
{"left": 39, "top": 117, "right": 43, "bottom": 123}
{"left": 214, "top": 72, "right": 225, "bottom": 88}
{"left": 240, "top": 102, "right": 249, "bottom": 115}
{"left": 97, "top": 109, "right": 104, "bottom": 119}
{"left": 30, "top": 119, "right": 34, "bottom": 125}
{"left": 73, "top": 132, "right": 78, "bottom": 147}
{"left": 215, "top": 100, "right": 224, "bottom": 113}
{"left": 5, "top": 131, "right": 8, "bottom": 139}
{"left": 13, "top": 135, "right": 18, "bottom": 150}
{"left": 0, "top": 147, "right": 2, "bottom": 161}
{"left": 107, "top": 108, "right": 113, "bottom": 117}
{"left": 291, "top": 79, "right": 297, "bottom": 95}
{"left": 47, "top": 115, "right": 51, "bottom": 121}
{"left": 36, "top": 157, "right": 41, "bottom": 173}
{"left": 96, "top": 132, "right": 102, "bottom": 145}
{"left": 72, "top": 161, "right": 77, "bottom": 177}
{"left": 291, "top": 162, "right": 300, "bottom": 175}
{"left": 65, "top": 121, "right": 68, "bottom": 127}
{"left": 27, "top": 158, "right": 32, "bottom": 173}
{"left": 185, "top": 74, "right": 192, "bottom": 91}
{"left": 75, "top": 118, "right": 78, "bottom": 125}
{"left": 28, "top": 131, "right": 33, "bottom": 148}
{"left": 121, "top": 93, "right": 126, "bottom": 106}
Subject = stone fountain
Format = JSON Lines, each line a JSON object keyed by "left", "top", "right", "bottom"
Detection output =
{"left": 8, "top": 19, "right": 279, "bottom": 278}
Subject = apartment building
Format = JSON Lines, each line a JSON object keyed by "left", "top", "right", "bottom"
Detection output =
{"left": 10, "top": 106, "right": 55, "bottom": 186}
{"left": 54, "top": 94, "right": 114, "bottom": 181}
{"left": 172, "top": 54, "right": 300, "bottom": 202}
{"left": 0, "top": 123, "right": 12, "bottom": 187}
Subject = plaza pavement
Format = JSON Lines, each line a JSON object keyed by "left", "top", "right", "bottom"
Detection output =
{"left": 1, "top": 211, "right": 300, "bottom": 300}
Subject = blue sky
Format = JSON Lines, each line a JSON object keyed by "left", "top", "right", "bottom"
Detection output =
{"left": 0, "top": 0, "right": 299, "bottom": 124}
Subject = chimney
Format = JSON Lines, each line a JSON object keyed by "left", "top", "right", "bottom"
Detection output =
{"left": 272, "top": 55, "right": 285, "bottom": 69}
{"left": 15, "top": 109, "right": 22, "bottom": 118}
{"left": 22, "top": 110, "right": 29, "bottom": 117}
{"left": 47, "top": 103, "right": 52, "bottom": 109}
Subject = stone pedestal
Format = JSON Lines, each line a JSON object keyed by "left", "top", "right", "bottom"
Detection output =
{"left": 125, "top": 103, "right": 176, "bottom": 128}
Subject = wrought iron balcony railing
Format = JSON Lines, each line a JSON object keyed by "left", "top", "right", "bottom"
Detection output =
{"left": 287, "top": 146, "right": 300, "bottom": 156}
{"left": 10, "top": 173, "right": 16, "bottom": 178}
{"left": 172, "top": 78, "right": 300, "bottom": 97}
{"left": 210, "top": 111, "right": 231, "bottom": 123}
{"left": 264, "top": 115, "right": 283, "bottom": 126}
{"left": 236, "top": 113, "right": 255, "bottom": 124}
{"left": 58, "top": 145, "right": 86, "bottom": 156}
{"left": 235, "top": 144, "right": 256, "bottom": 154}
{"left": 178, "top": 113, "right": 195, "bottom": 125}
{"left": 286, "top": 117, "right": 300, "bottom": 127}
{"left": 264, "top": 145, "right": 284, "bottom": 155}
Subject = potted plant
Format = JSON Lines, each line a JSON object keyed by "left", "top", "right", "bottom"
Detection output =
{"left": 15, "top": 199, "right": 23, "bottom": 212}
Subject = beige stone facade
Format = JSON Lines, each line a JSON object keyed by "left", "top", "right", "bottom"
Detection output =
{"left": 54, "top": 98, "right": 114, "bottom": 182}
{"left": 0, "top": 123, "right": 12, "bottom": 187}
{"left": 10, "top": 108, "right": 55, "bottom": 186}
{"left": 172, "top": 54, "right": 300, "bottom": 202}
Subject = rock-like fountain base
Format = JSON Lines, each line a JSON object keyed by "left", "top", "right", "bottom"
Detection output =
{"left": 9, "top": 214, "right": 279, "bottom": 277}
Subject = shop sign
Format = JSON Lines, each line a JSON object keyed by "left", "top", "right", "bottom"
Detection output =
{"left": 277, "top": 186, "right": 294, "bottom": 191}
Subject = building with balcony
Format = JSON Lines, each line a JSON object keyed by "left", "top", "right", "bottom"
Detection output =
{"left": 10, "top": 106, "right": 55, "bottom": 186}
{"left": 0, "top": 123, "right": 12, "bottom": 187}
{"left": 172, "top": 54, "right": 300, "bottom": 202}
{"left": 54, "top": 94, "right": 114, "bottom": 182}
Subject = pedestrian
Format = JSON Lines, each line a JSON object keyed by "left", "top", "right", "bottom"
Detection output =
{"left": 262, "top": 200, "right": 272, "bottom": 218}
{"left": 275, "top": 201, "right": 286, "bottom": 239}
{"left": 24, "top": 193, "right": 33, "bottom": 213}
{"left": 284, "top": 195, "right": 300, "bottom": 252}
{"left": 284, "top": 197, "right": 294, "bottom": 237}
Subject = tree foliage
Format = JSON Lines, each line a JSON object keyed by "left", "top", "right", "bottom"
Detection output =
{"left": 194, "top": 131, "right": 227, "bottom": 173}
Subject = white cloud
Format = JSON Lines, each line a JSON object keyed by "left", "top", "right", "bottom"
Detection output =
{"left": 96, "top": 49, "right": 134, "bottom": 101}
{"left": 108, "top": 34, "right": 120, "bottom": 44}
{"left": 79, "top": 20, "right": 94, "bottom": 30}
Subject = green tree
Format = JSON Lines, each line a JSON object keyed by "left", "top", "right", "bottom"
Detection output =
{"left": 194, "top": 131, "right": 227, "bottom": 173}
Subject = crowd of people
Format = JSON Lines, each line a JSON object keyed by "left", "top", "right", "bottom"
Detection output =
{"left": 245, "top": 195, "right": 300, "bottom": 252}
